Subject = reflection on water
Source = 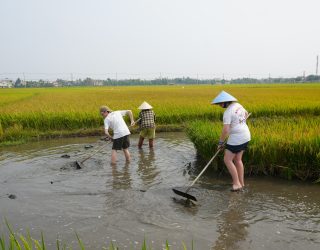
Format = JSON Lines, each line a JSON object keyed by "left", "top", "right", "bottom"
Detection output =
{"left": 213, "top": 193, "right": 248, "bottom": 250}
{"left": 111, "top": 162, "right": 132, "bottom": 190}
{"left": 137, "top": 149, "right": 159, "bottom": 187}
{"left": 0, "top": 133, "right": 319, "bottom": 250}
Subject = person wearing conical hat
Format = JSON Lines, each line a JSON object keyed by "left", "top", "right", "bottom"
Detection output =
{"left": 211, "top": 91, "right": 251, "bottom": 192}
{"left": 137, "top": 101, "right": 156, "bottom": 149}
{"left": 100, "top": 105, "right": 134, "bottom": 165}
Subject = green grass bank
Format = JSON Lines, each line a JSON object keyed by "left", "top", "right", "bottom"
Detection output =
{"left": 186, "top": 116, "right": 320, "bottom": 182}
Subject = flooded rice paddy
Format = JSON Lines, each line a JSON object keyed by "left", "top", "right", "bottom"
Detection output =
{"left": 0, "top": 132, "right": 319, "bottom": 249}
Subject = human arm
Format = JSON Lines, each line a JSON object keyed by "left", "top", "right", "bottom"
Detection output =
{"left": 126, "top": 110, "right": 135, "bottom": 126}
{"left": 217, "top": 124, "right": 230, "bottom": 150}
{"left": 103, "top": 118, "right": 113, "bottom": 141}
{"left": 104, "top": 129, "right": 113, "bottom": 141}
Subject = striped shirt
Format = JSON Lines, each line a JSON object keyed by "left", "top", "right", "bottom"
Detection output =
{"left": 138, "top": 110, "right": 155, "bottom": 129}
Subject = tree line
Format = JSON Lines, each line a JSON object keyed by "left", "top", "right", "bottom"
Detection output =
{"left": 13, "top": 75, "right": 320, "bottom": 88}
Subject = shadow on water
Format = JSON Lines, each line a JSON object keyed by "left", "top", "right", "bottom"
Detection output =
{"left": 0, "top": 133, "right": 320, "bottom": 250}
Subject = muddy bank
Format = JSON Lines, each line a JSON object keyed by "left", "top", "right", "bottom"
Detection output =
{"left": 0, "top": 124, "right": 184, "bottom": 147}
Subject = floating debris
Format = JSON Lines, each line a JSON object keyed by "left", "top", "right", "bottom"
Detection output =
{"left": 84, "top": 145, "right": 94, "bottom": 149}
{"left": 60, "top": 162, "right": 82, "bottom": 171}
{"left": 61, "top": 154, "right": 70, "bottom": 158}
{"left": 184, "top": 162, "right": 191, "bottom": 167}
{"left": 8, "top": 194, "right": 16, "bottom": 199}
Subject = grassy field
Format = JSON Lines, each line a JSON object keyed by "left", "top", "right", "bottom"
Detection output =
{"left": 0, "top": 84, "right": 319, "bottom": 133}
{"left": 0, "top": 84, "right": 319, "bottom": 180}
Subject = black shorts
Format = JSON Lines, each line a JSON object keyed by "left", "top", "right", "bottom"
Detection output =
{"left": 225, "top": 142, "right": 249, "bottom": 154}
{"left": 112, "top": 135, "right": 130, "bottom": 150}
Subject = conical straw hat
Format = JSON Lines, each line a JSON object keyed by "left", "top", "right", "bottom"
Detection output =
{"left": 138, "top": 101, "right": 153, "bottom": 110}
{"left": 211, "top": 91, "right": 237, "bottom": 104}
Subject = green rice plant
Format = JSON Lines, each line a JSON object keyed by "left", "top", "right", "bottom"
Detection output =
{"left": 0, "top": 236, "right": 5, "bottom": 250}
{"left": 1, "top": 218, "right": 199, "bottom": 249}
{"left": 0, "top": 84, "right": 320, "bottom": 144}
{"left": 4, "top": 219, "right": 21, "bottom": 250}
{"left": 186, "top": 116, "right": 320, "bottom": 181}
{"left": 19, "top": 234, "right": 32, "bottom": 250}
{"left": 182, "top": 242, "right": 187, "bottom": 250}
{"left": 1, "top": 84, "right": 320, "bottom": 118}
{"left": 0, "top": 121, "right": 3, "bottom": 138}
{"left": 56, "top": 238, "right": 68, "bottom": 250}
{"left": 165, "top": 240, "right": 170, "bottom": 249}
{"left": 1, "top": 123, "right": 27, "bottom": 143}
{"left": 1, "top": 219, "right": 49, "bottom": 250}
{"left": 141, "top": 238, "right": 147, "bottom": 250}
{"left": 0, "top": 227, "right": 197, "bottom": 250}
{"left": 75, "top": 232, "right": 85, "bottom": 250}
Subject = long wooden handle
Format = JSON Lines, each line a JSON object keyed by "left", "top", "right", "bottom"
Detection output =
{"left": 80, "top": 143, "right": 109, "bottom": 164}
{"left": 130, "top": 118, "right": 141, "bottom": 127}
{"left": 185, "top": 148, "right": 222, "bottom": 193}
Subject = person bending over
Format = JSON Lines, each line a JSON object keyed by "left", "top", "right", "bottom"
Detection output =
{"left": 100, "top": 106, "right": 134, "bottom": 165}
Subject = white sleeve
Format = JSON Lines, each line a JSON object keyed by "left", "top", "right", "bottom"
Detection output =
{"left": 104, "top": 118, "right": 109, "bottom": 129}
{"left": 223, "top": 109, "right": 232, "bottom": 124}
{"left": 118, "top": 110, "right": 128, "bottom": 116}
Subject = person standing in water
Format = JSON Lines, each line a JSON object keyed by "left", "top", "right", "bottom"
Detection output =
{"left": 137, "top": 101, "right": 156, "bottom": 149}
{"left": 211, "top": 91, "right": 251, "bottom": 191}
{"left": 100, "top": 106, "right": 134, "bottom": 165}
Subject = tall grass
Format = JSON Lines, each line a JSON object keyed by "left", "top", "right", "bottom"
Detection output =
{"left": 186, "top": 116, "right": 320, "bottom": 181}
{"left": 0, "top": 84, "right": 320, "bottom": 153}
{"left": 0, "top": 221, "right": 192, "bottom": 250}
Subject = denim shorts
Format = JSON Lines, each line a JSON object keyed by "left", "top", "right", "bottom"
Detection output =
{"left": 225, "top": 142, "right": 249, "bottom": 154}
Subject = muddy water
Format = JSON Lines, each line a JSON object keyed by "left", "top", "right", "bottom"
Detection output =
{"left": 0, "top": 132, "right": 319, "bottom": 250}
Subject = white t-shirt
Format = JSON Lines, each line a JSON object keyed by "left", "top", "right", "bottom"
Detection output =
{"left": 104, "top": 111, "right": 131, "bottom": 139}
{"left": 223, "top": 102, "right": 251, "bottom": 145}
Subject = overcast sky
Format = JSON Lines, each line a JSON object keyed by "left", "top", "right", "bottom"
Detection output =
{"left": 1, "top": 0, "right": 319, "bottom": 80}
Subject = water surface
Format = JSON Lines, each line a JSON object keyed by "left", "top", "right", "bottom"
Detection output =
{"left": 0, "top": 133, "right": 319, "bottom": 249}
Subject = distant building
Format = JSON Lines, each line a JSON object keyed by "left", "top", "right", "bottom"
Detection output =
{"left": 0, "top": 79, "right": 13, "bottom": 88}
{"left": 52, "top": 81, "right": 60, "bottom": 87}
{"left": 93, "top": 80, "right": 103, "bottom": 86}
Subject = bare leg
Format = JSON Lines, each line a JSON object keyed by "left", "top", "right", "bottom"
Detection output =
{"left": 123, "top": 148, "right": 131, "bottom": 162}
{"left": 234, "top": 151, "right": 245, "bottom": 187}
{"left": 111, "top": 150, "right": 117, "bottom": 165}
{"left": 224, "top": 149, "right": 242, "bottom": 190}
{"left": 138, "top": 136, "right": 144, "bottom": 149}
{"left": 148, "top": 139, "right": 154, "bottom": 148}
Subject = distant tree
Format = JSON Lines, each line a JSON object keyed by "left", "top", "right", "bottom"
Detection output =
{"left": 306, "top": 75, "right": 320, "bottom": 82}
{"left": 83, "top": 77, "right": 94, "bottom": 86}
{"left": 15, "top": 78, "right": 21, "bottom": 87}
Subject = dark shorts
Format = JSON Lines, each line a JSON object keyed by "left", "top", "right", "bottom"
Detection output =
{"left": 226, "top": 142, "right": 249, "bottom": 154}
{"left": 112, "top": 135, "right": 130, "bottom": 150}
